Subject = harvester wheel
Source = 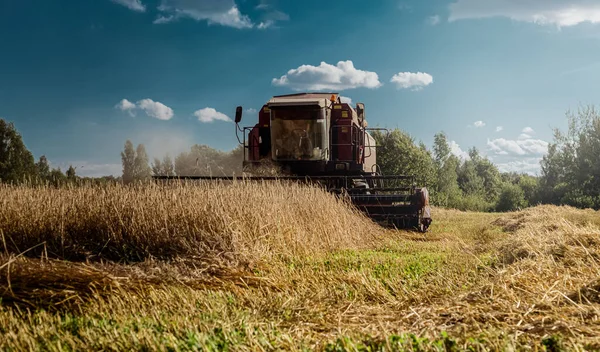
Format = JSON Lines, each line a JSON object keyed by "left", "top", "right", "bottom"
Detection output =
{"left": 417, "top": 210, "right": 429, "bottom": 233}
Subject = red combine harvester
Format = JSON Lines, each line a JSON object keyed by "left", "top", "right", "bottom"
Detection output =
{"left": 156, "top": 93, "right": 432, "bottom": 232}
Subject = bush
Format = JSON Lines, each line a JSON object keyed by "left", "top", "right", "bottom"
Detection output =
{"left": 561, "top": 190, "right": 598, "bottom": 209}
{"left": 450, "top": 193, "right": 495, "bottom": 212}
{"left": 496, "top": 183, "right": 527, "bottom": 212}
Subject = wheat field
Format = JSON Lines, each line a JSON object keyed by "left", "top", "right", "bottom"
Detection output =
{"left": 1, "top": 181, "right": 600, "bottom": 351}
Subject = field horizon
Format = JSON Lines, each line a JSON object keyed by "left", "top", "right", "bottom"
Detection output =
{"left": 1, "top": 182, "right": 600, "bottom": 351}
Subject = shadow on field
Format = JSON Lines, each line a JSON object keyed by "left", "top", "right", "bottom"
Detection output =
{"left": 0, "top": 255, "right": 279, "bottom": 312}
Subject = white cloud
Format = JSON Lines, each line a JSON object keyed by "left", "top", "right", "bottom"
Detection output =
{"left": 245, "top": 108, "right": 258, "bottom": 114}
{"left": 340, "top": 96, "right": 353, "bottom": 105}
{"left": 206, "top": 6, "right": 253, "bottom": 28}
{"left": 194, "top": 107, "right": 232, "bottom": 123}
{"left": 496, "top": 126, "right": 504, "bottom": 132}
{"left": 116, "top": 98, "right": 174, "bottom": 120}
{"left": 115, "top": 99, "right": 137, "bottom": 116}
{"left": 474, "top": 120, "right": 486, "bottom": 128}
{"left": 448, "top": 0, "right": 600, "bottom": 27}
{"left": 495, "top": 157, "right": 543, "bottom": 175}
{"left": 488, "top": 138, "right": 524, "bottom": 155}
{"left": 518, "top": 138, "right": 549, "bottom": 154}
{"left": 522, "top": 126, "right": 535, "bottom": 134}
{"left": 390, "top": 72, "right": 433, "bottom": 91}
{"left": 487, "top": 126, "right": 546, "bottom": 175}
{"left": 156, "top": 0, "right": 253, "bottom": 29}
{"left": 450, "top": 140, "right": 470, "bottom": 160}
{"left": 257, "top": 9, "right": 289, "bottom": 29}
{"left": 153, "top": 15, "right": 175, "bottom": 24}
{"left": 137, "top": 99, "right": 174, "bottom": 120}
{"left": 272, "top": 60, "right": 382, "bottom": 91}
{"left": 518, "top": 133, "right": 532, "bottom": 140}
{"left": 258, "top": 21, "right": 274, "bottom": 29}
{"left": 487, "top": 137, "right": 548, "bottom": 156}
{"left": 111, "top": 0, "right": 146, "bottom": 12}
{"left": 427, "top": 15, "right": 441, "bottom": 25}
{"left": 256, "top": 2, "right": 269, "bottom": 10}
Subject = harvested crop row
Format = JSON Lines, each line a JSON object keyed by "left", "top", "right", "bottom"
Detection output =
{"left": 396, "top": 205, "right": 600, "bottom": 345}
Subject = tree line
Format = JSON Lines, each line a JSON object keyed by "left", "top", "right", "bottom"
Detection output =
{"left": 119, "top": 141, "right": 244, "bottom": 183}
{"left": 372, "top": 106, "right": 600, "bottom": 211}
{"left": 372, "top": 129, "right": 538, "bottom": 212}
{"left": 0, "top": 119, "right": 99, "bottom": 186}
{"left": 2, "top": 106, "right": 600, "bottom": 212}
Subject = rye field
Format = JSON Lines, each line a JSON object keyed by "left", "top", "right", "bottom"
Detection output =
{"left": 1, "top": 181, "right": 600, "bottom": 351}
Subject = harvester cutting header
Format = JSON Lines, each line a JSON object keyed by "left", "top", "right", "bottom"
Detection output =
{"left": 156, "top": 92, "right": 432, "bottom": 232}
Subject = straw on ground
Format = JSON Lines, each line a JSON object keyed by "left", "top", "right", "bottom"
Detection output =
{"left": 1, "top": 182, "right": 599, "bottom": 351}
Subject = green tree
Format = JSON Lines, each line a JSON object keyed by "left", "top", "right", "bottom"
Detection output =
{"left": 134, "top": 144, "right": 152, "bottom": 181}
{"left": 432, "top": 132, "right": 461, "bottom": 207}
{"left": 454, "top": 146, "right": 501, "bottom": 204}
{"left": 121, "top": 140, "right": 136, "bottom": 184}
{"left": 468, "top": 147, "right": 481, "bottom": 163}
{"left": 151, "top": 157, "right": 162, "bottom": 176}
{"left": 433, "top": 132, "right": 451, "bottom": 167}
{"left": 0, "top": 119, "right": 36, "bottom": 183}
{"left": 540, "top": 106, "right": 600, "bottom": 208}
{"left": 518, "top": 175, "right": 539, "bottom": 206}
{"left": 151, "top": 155, "right": 175, "bottom": 177}
{"left": 475, "top": 158, "right": 502, "bottom": 202}
{"left": 174, "top": 144, "right": 243, "bottom": 177}
{"left": 174, "top": 151, "right": 193, "bottom": 176}
{"left": 371, "top": 129, "right": 436, "bottom": 187}
{"left": 35, "top": 155, "right": 51, "bottom": 181}
{"left": 218, "top": 146, "right": 244, "bottom": 176}
{"left": 66, "top": 165, "right": 76, "bottom": 180}
{"left": 48, "top": 167, "right": 67, "bottom": 187}
{"left": 161, "top": 154, "right": 175, "bottom": 176}
{"left": 457, "top": 159, "right": 484, "bottom": 196}
{"left": 496, "top": 183, "right": 527, "bottom": 212}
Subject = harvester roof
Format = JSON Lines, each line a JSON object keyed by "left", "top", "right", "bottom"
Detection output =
{"left": 268, "top": 92, "right": 341, "bottom": 107}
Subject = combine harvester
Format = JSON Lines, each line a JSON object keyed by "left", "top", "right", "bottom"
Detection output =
{"left": 155, "top": 93, "right": 432, "bottom": 232}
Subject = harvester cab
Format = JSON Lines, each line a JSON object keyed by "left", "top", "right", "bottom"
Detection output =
{"left": 233, "top": 92, "right": 432, "bottom": 232}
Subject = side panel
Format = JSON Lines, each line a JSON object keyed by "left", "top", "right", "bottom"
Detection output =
{"left": 248, "top": 105, "right": 272, "bottom": 162}
{"left": 363, "top": 132, "right": 377, "bottom": 173}
{"left": 247, "top": 126, "right": 261, "bottom": 161}
{"left": 331, "top": 103, "right": 355, "bottom": 162}
{"left": 258, "top": 105, "right": 271, "bottom": 158}
{"left": 258, "top": 105, "right": 270, "bottom": 127}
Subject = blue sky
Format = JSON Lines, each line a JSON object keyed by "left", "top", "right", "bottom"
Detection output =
{"left": 2, "top": 0, "right": 600, "bottom": 176}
